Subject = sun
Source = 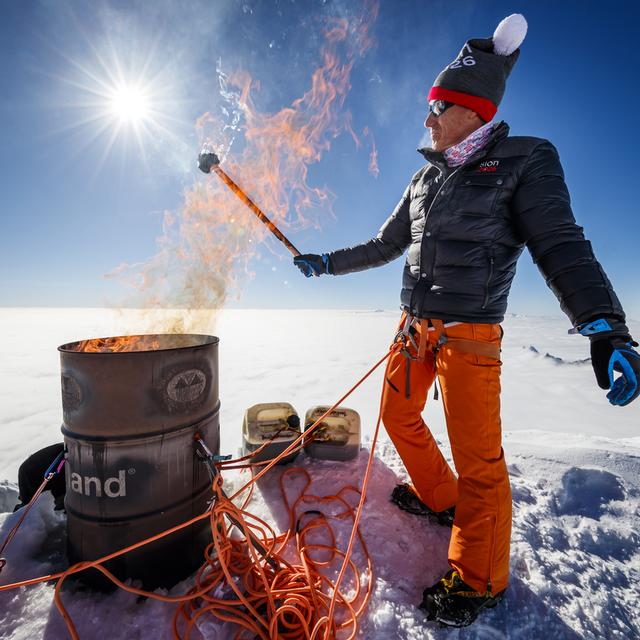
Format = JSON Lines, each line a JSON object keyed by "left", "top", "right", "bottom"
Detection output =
{"left": 109, "top": 85, "right": 150, "bottom": 123}
{"left": 54, "top": 37, "right": 192, "bottom": 176}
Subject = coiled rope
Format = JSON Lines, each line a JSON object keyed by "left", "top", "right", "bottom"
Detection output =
{"left": 0, "top": 342, "right": 401, "bottom": 639}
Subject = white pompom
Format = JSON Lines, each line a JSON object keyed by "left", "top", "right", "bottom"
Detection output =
{"left": 492, "top": 14, "right": 528, "bottom": 56}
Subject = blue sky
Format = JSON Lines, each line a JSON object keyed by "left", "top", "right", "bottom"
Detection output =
{"left": 1, "top": 0, "right": 639, "bottom": 322}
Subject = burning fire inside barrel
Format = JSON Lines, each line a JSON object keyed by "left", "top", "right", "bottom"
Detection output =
{"left": 58, "top": 333, "right": 220, "bottom": 587}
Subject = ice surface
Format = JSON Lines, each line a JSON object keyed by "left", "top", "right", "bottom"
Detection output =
{"left": 0, "top": 309, "right": 639, "bottom": 639}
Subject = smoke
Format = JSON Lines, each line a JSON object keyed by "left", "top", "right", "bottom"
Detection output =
{"left": 112, "top": 0, "right": 380, "bottom": 335}
{"left": 362, "top": 126, "right": 379, "bottom": 178}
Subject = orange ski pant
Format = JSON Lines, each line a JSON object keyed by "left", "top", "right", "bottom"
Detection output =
{"left": 381, "top": 319, "right": 511, "bottom": 594}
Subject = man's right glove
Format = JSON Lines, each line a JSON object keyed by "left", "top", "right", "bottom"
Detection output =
{"left": 574, "top": 318, "right": 640, "bottom": 406}
{"left": 293, "top": 253, "right": 332, "bottom": 278}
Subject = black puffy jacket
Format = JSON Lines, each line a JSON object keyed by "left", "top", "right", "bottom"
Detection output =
{"left": 328, "top": 122, "right": 625, "bottom": 326}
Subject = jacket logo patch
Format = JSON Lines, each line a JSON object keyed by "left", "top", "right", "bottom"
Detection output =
{"left": 478, "top": 160, "right": 499, "bottom": 173}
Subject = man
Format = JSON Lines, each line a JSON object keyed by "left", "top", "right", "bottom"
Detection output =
{"left": 293, "top": 14, "right": 640, "bottom": 628}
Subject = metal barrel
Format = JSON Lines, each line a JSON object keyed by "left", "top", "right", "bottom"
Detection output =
{"left": 58, "top": 334, "right": 220, "bottom": 588}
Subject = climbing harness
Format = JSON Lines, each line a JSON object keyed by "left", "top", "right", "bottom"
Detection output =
{"left": 394, "top": 313, "right": 501, "bottom": 401}
{"left": 429, "top": 318, "right": 502, "bottom": 361}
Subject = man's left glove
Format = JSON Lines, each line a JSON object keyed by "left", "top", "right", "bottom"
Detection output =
{"left": 574, "top": 318, "right": 640, "bottom": 406}
{"left": 293, "top": 253, "right": 332, "bottom": 278}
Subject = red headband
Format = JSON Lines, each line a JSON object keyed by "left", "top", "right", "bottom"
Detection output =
{"left": 428, "top": 86, "right": 497, "bottom": 122}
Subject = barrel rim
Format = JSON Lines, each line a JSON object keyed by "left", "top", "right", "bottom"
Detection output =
{"left": 58, "top": 333, "right": 219, "bottom": 354}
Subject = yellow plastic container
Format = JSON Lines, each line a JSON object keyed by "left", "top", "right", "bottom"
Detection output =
{"left": 304, "top": 406, "right": 360, "bottom": 461}
{"left": 242, "top": 402, "right": 301, "bottom": 464}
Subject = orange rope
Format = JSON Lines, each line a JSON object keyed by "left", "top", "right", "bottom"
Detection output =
{"left": 0, "top": 343, "right": 401, "bottom": 640}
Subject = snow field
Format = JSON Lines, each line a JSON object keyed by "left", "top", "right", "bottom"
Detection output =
{"left": 0, "top": 308, "right": 639, "bottom": 639}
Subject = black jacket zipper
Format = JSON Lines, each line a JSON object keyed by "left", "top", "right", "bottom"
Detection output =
{"left": 423, "top": 167, "right": 459, "bottom": 278}
{"left": 409, "top": 167, "right": 459, "bottom": 312}
{"left": 482, "top": 252, "right": 495, "bottom": 310}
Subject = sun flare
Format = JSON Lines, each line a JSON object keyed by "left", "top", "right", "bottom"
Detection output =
{"left": 56, "top": 39, "right": 190, "bottom": 173}
{"left": 109, "top": 85, "right": 150, "bottom": 123}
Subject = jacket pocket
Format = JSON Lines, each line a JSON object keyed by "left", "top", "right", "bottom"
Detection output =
{"left": 481, "top": 251, "right": 495, "bottom": 310}
{"left": 451, "top": 174, "right": 506, "bottom": 217}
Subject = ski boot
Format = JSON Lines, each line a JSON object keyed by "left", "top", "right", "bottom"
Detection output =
{"left": 390, "top": 483, "right": 455, "bottom": 527}
{"left": 419, "top": 569, "right": 505, "bottom": 627}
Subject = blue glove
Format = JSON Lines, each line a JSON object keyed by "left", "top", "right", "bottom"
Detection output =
{"left": 573, "top": 318, "right": 640, "bottom": 406}
{"left": 293, "top": 253, "right": 331, "bottom": 278}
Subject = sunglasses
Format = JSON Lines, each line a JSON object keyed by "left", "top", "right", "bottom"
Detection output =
{"left": 428, "top": 100, "right": 455, "bottom": 117}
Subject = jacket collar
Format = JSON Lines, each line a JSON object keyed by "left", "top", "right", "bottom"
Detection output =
{"left": 418, "top": 121, "right": 510, "bottom": 172}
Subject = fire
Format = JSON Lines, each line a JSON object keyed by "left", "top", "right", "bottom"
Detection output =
{"left": 72, "top": 335, "right": 161, "bottom": 353}
{"left": 65, "top": 333, "right": 212, "bottom": 353}
{"left": 113, "top": 2, "right": 379, "bottom": 335}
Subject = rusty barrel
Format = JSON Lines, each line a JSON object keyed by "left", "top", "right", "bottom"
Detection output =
{"left": 58, "top": 334, "right": 220, "bottom": 588}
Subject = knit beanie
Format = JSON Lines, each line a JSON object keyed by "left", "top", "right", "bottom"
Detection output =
{"left": 428, "top": 14, "right": 527, "bottom": 122}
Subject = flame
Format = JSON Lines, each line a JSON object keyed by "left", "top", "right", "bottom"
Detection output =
{"left": 112, "top": 1, "right": 379, "bottom": 335}
{"left": 72, "top": 335, "right": 162, "bottom": 353}
{"left": 69, "top": 333, "right": 211, "bottom": 353}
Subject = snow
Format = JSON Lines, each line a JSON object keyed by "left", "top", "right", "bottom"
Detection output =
{"left": 555, "top": 467, "right": 625, "bottom": 519}
{"left": 1, "top": 308, "right": 639, "bottom": 639}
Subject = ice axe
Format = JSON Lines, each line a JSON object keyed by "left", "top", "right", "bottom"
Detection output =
{"left": 198, "top": 150, "right": 301, "bottom": 257}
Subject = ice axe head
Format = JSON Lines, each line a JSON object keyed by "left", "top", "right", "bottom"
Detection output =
{"left": 198, "top": 150, "right": 220, "bottom": 174}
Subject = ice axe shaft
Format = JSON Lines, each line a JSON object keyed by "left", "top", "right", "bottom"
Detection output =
{"left": 198, "top": 151, "right": 301, "bottom": 257}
